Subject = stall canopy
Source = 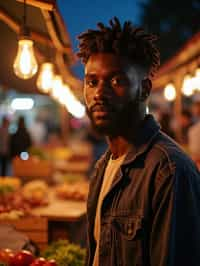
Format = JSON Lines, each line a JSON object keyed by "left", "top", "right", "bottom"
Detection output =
{"left": 153, "top": 31, "right": 200, "bottom": 91}
{"left": 0, "top": 0, "right": 83, "bottom": 100}
{"left": 152, "top": 31, "right": 200, "bottom": 140}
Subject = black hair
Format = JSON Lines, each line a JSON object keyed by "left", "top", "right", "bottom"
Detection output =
{"left": 77, "top": 17, "right": 160, "bottom": 77}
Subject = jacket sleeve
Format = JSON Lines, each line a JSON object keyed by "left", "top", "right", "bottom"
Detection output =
{"left": 150, "top": 162, "right": 200, "bottom": 266}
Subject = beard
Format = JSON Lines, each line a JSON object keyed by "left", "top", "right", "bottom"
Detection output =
{"left": 86, "top": 105, "right": 117, "bottom": 136}
{"left": 86, "top": 97, "right": 141, "bottom": 137}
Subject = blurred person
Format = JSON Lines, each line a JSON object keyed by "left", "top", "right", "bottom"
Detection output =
{"left": 179, "top": 109, "right": 193, "bottom": 144}
{"left": 191, "top": 100, "right": 200, "bottom": 124}
{"left": 29, "top": 115, "right": 47, "bottom": 145}
{"left": 45, "top": 129, "right": 64, "bottom": 148}
{"left": 77, "top": 17, "right": 200, "bottom": 266}
{"left": 10, "top": 116, "right": 32, "bottom": 158}
{"left": 159, "top": 111, "right": 174, "bottom": 138}
{"left": 188, "top": 101, "right": 200, "bottom": 164}
{"left": 0, "top": 116, "right": 10, "bottom": 176}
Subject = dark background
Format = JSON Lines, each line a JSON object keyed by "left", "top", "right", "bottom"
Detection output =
{"left": 57, "top": 0, "right": 200, "bottom": 79}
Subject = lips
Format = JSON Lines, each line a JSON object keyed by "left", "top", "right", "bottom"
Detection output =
{"left": 92, "top": 105, "right": 111, "bottom": 116}
{"left": 91, "top": 104, "right": 112, "bottom": 113}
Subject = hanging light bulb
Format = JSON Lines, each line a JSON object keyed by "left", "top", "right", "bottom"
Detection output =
{"left": 61, "top": 84, "right": 86, "bottom": 118}
{"left": 13, "top": 0, "right": 38, "bottom": 79}
{"left": 37, "top": 62, "right": 54, "bottom": 93}
{"left": 164, "top": 83, "right": 176, "bottom": 101}
{"left": 194, "top": 67, "right": 200, "bottom": 91}
{"left": 13, "top": 39, "right": 38, "bottom": 79}
{"left": 51, "top": 75, "right": 63, "bottom": 99}
{"left": 181, "top": 74, "right": 194, "bottom": 96}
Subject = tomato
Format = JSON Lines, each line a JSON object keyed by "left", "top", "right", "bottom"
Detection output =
{"left": 10, "top": 250, "right": 34, "bottom": 266}
{"left": 0, "top": 248, "right": 15, "bottom": 264}
{"left": 29, "top": 257, "right": 47, "bottom": 266}
{"left": 43, "top": 259, "right": 57, "bottom": 266}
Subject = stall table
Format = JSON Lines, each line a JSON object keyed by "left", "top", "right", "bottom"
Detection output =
{"left": 0, "top": 189, "right": 87, "bottom": 251}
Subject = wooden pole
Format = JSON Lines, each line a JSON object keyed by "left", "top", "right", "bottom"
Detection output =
{"left": 16, "top": 0, "right": 56, "bottom": 11}
{"left": 60, "top": 105, "right": 69, "bottom": 145}
{"left": 173, "top": 75, "right": 183, "bottom": 142}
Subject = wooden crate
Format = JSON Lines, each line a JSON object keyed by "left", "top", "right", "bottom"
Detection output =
{"left": 0, "top": 216, "right": 48, "bottom": 251}
{"left": 12, "top": 157, "right": 53, "bottom": 184}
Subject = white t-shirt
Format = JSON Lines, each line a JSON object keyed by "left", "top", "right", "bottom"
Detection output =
{"left": 0, "top": 127, "right": 9, "bottom": 155}
{"left": 93, "top": 153, "right": 127, "bottom": 266}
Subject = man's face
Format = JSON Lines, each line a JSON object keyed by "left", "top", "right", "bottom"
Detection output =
{"left": 84, "top": 53, "right": 143, "bottom": 136}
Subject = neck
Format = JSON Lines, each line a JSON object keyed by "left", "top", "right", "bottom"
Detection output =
{"left": 106, "top": 112, "right": 147, "bottom": 159}
{"left": 106, "top": 136, "right": 131, "bottom": 159}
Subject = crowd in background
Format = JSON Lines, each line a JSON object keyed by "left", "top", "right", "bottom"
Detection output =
{"left": 0, "top": 100, "right": 200, "bottom": 176}
{"left": 0, "top": 114, "right": 64, "bottom": 176}
{"left": 158, "top": 100, "right": 200, "bottom": 163}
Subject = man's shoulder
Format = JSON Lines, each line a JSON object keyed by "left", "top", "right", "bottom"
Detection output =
{"left": 147, "top": 132, "right": 198, "bottom": 175}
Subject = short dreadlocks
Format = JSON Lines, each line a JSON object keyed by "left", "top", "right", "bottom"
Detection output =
{"left": 77, "top": 17, "right": 160, "bottom": 77}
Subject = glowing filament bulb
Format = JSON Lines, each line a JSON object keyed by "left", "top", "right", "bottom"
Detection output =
{"left": 13, "top": 39, "right": 38, "bottom": 79}
{"left": 37, "top": 63, "right": 54, "bottom": 93}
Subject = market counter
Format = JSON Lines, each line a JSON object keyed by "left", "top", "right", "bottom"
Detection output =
{"left": 0, "top": 191, "right": 87, "bottom": 251}
{"left": 31, "top": 189, "right": 86, "bottom": 221}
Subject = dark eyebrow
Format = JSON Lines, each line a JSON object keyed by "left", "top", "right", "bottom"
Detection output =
{"left": 85, "top": 74, "right": 97, "bottom": 79}
{"left": 85, "top": 71, "right": 126, "bottom": 79}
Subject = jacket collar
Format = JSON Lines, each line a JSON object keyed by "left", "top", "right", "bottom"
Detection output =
{"left": 87, "top": 114, "right": 160, "bottom": 223}
{"left": 96, "top": 114, "right": 160, "bottom": 168}
{"left": 123, "top": 114, "right": 160, "bottom": 165}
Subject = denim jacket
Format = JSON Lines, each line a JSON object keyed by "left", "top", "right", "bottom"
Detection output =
{"left": 86, "top": 115, "right": 200, "bottom": 266}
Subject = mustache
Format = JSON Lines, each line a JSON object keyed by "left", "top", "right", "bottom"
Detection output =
{"left": 88, "top": 100, "right": 114, "bottom": 112}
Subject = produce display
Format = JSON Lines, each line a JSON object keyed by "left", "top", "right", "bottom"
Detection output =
{"left": 0, "top": 249, "right": 57, "bottom": 266}
{"left": 0, "top": 178, "right": 21, "bottom": 195}
{"left": 22, "top": 181, "right": 49, "bottom": 206}
{"left": 0, "top": 240, "right": 86, "bottom": 266}
{"left": 53, "top": 172, "right": 86, "bottom": 184}
{"left": 55, "top": 181, "right": 89, "bottom": 201}
{"left": 0, "top": 179, "right": 49, "bottom": 219}
{"left": 41, "top": 240, "right": 86, "bottom": 266}
{"left": 28, "top": 148, "right": 48, "bottom": 161}
{"left": 29, "top": 147, "right": 73, "bottom": 161}
{"left": 0, "top": 177, "right": 29, "bottom": 219}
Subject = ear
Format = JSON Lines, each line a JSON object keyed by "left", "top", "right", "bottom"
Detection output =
{"left": 140, "top": 78, "right": 152, "bottom": 101}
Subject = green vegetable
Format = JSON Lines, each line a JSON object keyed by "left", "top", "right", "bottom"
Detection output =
{"left": 0, "top": 185, "right": 14, "bottom": 195}
{"left": 29, "top": 147, "right": 48, "bottom": 160}
{"left": 0, "top": 262, "right": 8, "bottom": 266}
{"left": 62, "top": 174, "right": 84, "bottom": 183}
{"left": 41, "top": 240, "right": 86, "bottom": 266}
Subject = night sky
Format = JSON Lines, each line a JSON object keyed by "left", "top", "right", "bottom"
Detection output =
{"left": 57, "top": 0, "right": 143, "bottom": 79}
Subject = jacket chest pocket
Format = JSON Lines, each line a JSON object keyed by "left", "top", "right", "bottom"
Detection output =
{"left": 111, "top": 216, "right": 143, "bottom": 266}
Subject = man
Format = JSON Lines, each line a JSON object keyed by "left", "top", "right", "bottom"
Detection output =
{"left": 0, "top": 116, "right": 10, "bottom": 176}
{"left": 77, "top": 17, "right": 200, "bottom": 266}
{"left": 188, "top": 101, "right": 200, "bottom": 165}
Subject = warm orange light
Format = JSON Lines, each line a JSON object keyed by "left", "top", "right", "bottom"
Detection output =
{"left": 37, "top": 62, "right": 54, "bottom": 93}
{"left": 164, "top": 83, "right": 176, "bottom": 101}
{"left": 13, "top": 39, "right": 38, "bottom": 79}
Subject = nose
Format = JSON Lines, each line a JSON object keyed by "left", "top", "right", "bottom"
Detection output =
{"left": 94, "top": 80, "right": 109, "bottom": 101}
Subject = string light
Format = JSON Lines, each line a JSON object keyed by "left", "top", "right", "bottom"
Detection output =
{"left": 181, "top": 74, "right": 194, "bottom": 96}
{"left": 164, "top": 83, "right": 176, "bottom": 101}
{"left": 37, "top": 62, "right": 54, "bottom": 93}
{"left": 13, "top": 0, "right": 38, "bottom": 79}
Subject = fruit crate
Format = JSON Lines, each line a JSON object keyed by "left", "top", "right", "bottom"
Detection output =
{"left": 0, "top": 216, "right": 48, "bottom": 251}
{"left": 12, "top": 157, "right": 53, "bottom": 184}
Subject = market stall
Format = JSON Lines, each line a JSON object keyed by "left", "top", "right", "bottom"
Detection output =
{"left": 152, "top": 31, "right": 200, "bottom": 140}
{"left": 0, "top": 0, "right": 84, "bottom": 142}
{"left": 0, "top": 2, "right": 89, "bottom": 264}
{"left": 0, "top": 173, "right": 88, "bottom": 250}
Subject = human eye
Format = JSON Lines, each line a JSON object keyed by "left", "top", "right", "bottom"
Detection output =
{"left": 85, "top": 77, "right": 98, "bottom": 88}
{"left": 110, "top": 75, "right": 127, "bottom": 88}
